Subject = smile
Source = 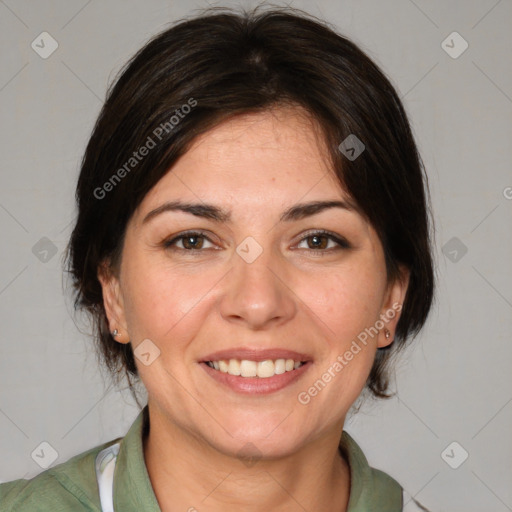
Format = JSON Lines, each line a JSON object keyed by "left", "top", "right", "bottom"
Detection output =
{"left": 206, "top": 358, "right": 305, "bottom": 378}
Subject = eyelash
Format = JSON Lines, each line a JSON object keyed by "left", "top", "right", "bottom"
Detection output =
{"left": 162, "top": 229, "right": 351, "bottom": 253}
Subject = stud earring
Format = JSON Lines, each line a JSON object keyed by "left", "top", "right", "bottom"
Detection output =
{"left": 112, "top": 329, "right": 119, "bottom": 337}
{"left": 384, "top": 328, "right": 391, "bottom": 339}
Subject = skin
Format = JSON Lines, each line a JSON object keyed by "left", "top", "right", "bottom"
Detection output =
{"left": 99, "top": 107, "right": 409, "bottom": 511}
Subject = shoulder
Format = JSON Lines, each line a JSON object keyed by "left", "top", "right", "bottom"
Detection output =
{"left": 366, "top": 462, "right": 431, "bottom": 511}
{"left": 340, "top": 430, "right": 403, "bottom": 511}
{"left": 340, "top": 430, "right": 432, "bottom": 512}
{"left": 0, "top": 438, "right": 120, "bottom": 512}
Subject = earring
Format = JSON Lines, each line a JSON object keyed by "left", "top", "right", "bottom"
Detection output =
{"left": 112, "top": 329, "right": 119, "bottom": 337}
{"left": 384, "top": 328, "right": 391, "bottom": 339}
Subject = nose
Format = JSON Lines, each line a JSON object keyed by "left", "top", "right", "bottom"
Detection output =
{"left": 219, "top": 245, "right": 297, "bottom": 330}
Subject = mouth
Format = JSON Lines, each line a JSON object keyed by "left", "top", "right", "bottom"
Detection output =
{"left": 204, "top": 358, "right": 306, "bottom": 378}
{"left": 199, "top": 348, "right": 312, "bottom": 394}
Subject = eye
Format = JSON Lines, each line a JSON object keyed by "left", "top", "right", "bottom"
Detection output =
{"left": 163, "top": 231, "right": 216, "bottom": 251}
{"left": 296, "top": 230, "right": 350, "bottom": 251}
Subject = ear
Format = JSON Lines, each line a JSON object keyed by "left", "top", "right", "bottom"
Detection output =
{"left": 97, "top": 260, "right": 130, "bottom": 344}
{"left": 377, "top": 265, "right": 410, "bottom": 348}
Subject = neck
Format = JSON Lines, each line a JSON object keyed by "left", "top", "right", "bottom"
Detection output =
{"left": 143, "top": 406, "right": 351, "bottom": 512}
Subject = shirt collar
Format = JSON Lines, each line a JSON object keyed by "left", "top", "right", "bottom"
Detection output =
{"left": 114, "top": 406, "right": 160, "bottom": 511}
{"left": 114, "top": 406, "right": 401, "bottom": 511}
{"left": 341, "top": 431, "right": 403, "bottom": 511}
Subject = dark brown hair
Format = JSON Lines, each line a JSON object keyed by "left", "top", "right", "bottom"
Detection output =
{"left": 66, "top": 6, "right": 434, "bottom": 400}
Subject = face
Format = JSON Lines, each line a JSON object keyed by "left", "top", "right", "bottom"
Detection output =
{"left": 99, "top": 107, "right": 408, "bottom": 459}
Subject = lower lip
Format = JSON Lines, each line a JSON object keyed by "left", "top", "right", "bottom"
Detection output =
{"left": 200, "top": 362, "right": 311, "bottom": 394}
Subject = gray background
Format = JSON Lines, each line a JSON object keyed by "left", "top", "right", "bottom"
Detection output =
{"left": 1, "top": 1, "right": 511, "bottom": 511}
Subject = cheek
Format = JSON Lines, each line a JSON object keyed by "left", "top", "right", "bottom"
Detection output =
{"left": 121, "top": 255, "right": 217, "bottom": 342}
{"left": 300, "top": 263, "right": 387, "bottom": 347}
{"left": 298, "top": 271, "right": 384, "bottom": 411}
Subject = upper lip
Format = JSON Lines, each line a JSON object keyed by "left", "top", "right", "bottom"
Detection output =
{"left": 200, "top": 348, "right": 312, "bottom": 363}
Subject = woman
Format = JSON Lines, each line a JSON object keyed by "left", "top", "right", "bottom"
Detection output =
{"left": 0, "top": 6, "right": 434, "bottom": 511}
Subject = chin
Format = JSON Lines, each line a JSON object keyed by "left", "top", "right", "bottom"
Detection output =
{"left": 218, "top": 434, "right": 303, "bottom": 463}
{"left": 208, "top": 415, "right": 306, "bottom": 459}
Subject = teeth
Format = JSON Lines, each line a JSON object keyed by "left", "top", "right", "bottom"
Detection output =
{"left": 257, "top": 360, "right": 275, "bottom": 378}
{"left": 206, "top": 358, "right": 304, "bottom": 378}
{"left": 274, "top": 359, "right": 285, "bottom": 375}
{"left": 240, "top": 360, "right": 257, "bottom": 377}
{"left": 228, "top": 359, "right": 241, "bottom": 376}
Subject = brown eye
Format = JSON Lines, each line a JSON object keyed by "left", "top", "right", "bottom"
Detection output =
{"left": 297, "top": 231, "right": 350, "bottom": 251}
{"left": 306, "top": 234, "right": 329, "bottom": 249}
{"left": 163, "top": 232, "right": 215, "bottom": 251}
{"left": 181, "top": 234, "right": 205, "bottom": 250}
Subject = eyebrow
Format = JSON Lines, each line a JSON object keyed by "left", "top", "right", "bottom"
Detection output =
{"left": 142, "top": 199, "right": 355, "bottom": 225}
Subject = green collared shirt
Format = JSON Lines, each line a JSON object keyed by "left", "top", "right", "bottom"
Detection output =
{"left": 0, "top": 406, "right": 403, "bottom": 511}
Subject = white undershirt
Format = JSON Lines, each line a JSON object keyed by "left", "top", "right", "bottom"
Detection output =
{"left": 95, "top": 442, "right": 120, "bottom": 512}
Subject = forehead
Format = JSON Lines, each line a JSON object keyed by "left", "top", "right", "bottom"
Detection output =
{"left": 191, "top": 107, "right": 326, "bottom": 155}
{"left": 134, "top": 107, "right": 347, "bottom": 220}
{"left": 184, "top": 107, "right": 333, "bottom": 170}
